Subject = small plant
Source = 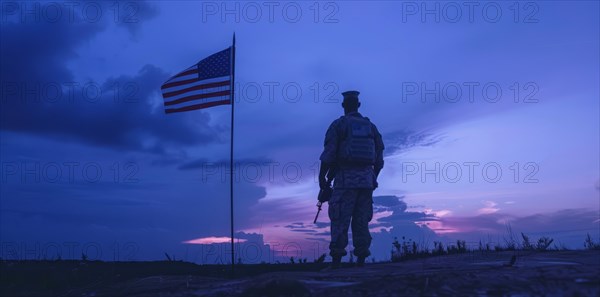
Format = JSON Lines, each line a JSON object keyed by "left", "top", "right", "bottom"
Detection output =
{"left": 392, "top": 236, "right": 428, "bottom": 261}
{"left": 584, "top": 233, "right": 600, "bottom": 250}
{"left": 521, "top": 233, "right": 533, "bottom": 250}
{"left": 315, "top": 254, "right": 326, "bottom": 263}
{"left": 503, "top": 223, "right": 517, "bottom": 251}
{"left": 433, "top": 241, "right": 445, "bottom": 255}
{"left": 457, "top": 240, "right": 467, "bottom": 253}
{"left": 478, "top": 240, "right": 492, "bottom": 252}
{"left": 392, "top": 237, "right": 401, "bottom": 252}
{"left": 81, "top": 253, "right": 88, "bottom": 261}
{"left": 520, "top": 233, "right": 554, "bottom": 251}
{"left": 446, "top": 244, "right": 457, "bottom": 254}
{"left": 536, "top": 237, "right": 554, "bottom": 251}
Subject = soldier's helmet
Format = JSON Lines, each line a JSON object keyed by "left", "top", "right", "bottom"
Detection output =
{"left": 342, "top": 90, "right": 360, "bottom": 109}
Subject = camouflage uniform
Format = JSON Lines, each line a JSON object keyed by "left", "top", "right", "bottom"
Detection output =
{"left": 320, "top": 111, "right": 384, "bottom": 259}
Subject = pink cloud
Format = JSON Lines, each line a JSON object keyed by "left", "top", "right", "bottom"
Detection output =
{"left": 477, "top": 200, "right": 499, "bottom": 215}
{"left": 183, "top": 237, "right": 247, "bottom": 244}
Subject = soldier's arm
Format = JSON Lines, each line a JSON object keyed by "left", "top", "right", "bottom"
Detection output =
{"left": 373, "top": 124, "right": 385, "bottom": 179}
{"left": 319, "top": 162, "right": 338, "bottom": 182}
{"left": 319, "top": 121, "right": 339, "bottom": 187}
{"left": 327, "top": 164, "right": 337, "bottom": 181}
{"left": 318, "top": 162, "right": 332, "bottom": 188}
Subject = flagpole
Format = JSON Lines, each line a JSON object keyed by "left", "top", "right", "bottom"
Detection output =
{"left": 230, "top": 33, "right": 236, "bottom": 275}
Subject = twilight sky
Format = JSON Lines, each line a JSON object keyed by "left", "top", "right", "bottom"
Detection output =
{"left": 1, "top": 1, "right": 598, "bottom": 263}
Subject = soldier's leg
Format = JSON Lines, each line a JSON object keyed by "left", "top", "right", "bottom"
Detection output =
{"left": 351, "top": 188, "right": 374, "bottom": 259}
{"left": 329, "top": 189, "right": 358, "bottom": 259}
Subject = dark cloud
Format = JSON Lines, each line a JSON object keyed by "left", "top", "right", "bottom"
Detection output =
{"left": 509, "top": 209, "right": 599, "bottom": 235}
{"left": 236, "top": 232, "right": 265, "bottom": 242}
{"left": 373, "top": 195, "right": 436, "bottom": 224}
{"left": 373, "top": 195, "right": 405, "bottom": 207}
{"left": 313, "top": 222, "right": 330, "bottom": 228}
{"left": 234, "top": 183, "right": 268, "bottom": 227}
{"left": 283, "top": 221, "right": 329, "bottom": 238}
{"left": 114, "top": 1, "right": 160, "bottom": 37}
{"left": 2, "top": 64, "right": 222, "bottom": 154}
{"left": 378, "top": 211, "right": 437, "bottom": 223}
{"left": 368, "top": 194, "right": 440, "bottom": 258}
{"left": 370, "top": 222, "right": 393, "bottom": 228}
{"left": 304, "top": 237, "right": 328, "bottom": 243}
{"left": 285, "top": 222, "right": 321, "bottom": 235}
{"left": 382, "top": 129, "right": 445, "bottom": 155}
{"left": 1, "top": 1, "right": 222, "bottom": 155}
{"left": 290, "top": 229, "right": 317, "bottom": 233}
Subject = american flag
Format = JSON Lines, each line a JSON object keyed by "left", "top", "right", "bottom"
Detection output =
{"left": 161, "top": 47, "right": 233, "bottom": 114}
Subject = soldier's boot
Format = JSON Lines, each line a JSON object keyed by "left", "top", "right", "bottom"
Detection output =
{"left": 331, "top": 256, "right": 342, "bottom": 269}
{"left": 356, "top": 256, "right": 366, "bottom": 267}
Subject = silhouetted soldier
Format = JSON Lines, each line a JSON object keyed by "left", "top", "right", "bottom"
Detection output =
{"left": 319, "top": 90, "right": 384, "bottom": 268}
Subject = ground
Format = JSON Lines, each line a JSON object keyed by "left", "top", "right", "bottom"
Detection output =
{"left": 2, "top": 250, "right": 599, "bottom": 296}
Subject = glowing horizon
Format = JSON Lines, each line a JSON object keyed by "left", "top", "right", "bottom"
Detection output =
{"left": 183, "top": 237, "right": 248, "bottom": 245}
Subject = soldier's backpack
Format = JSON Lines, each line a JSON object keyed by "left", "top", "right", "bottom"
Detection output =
{"left": 338, "top": 115, "right": 376, "bottom": 166}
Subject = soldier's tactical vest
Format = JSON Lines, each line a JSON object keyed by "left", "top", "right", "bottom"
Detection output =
{"left": 338, "top": 115, "right": 376, "bottom": 166}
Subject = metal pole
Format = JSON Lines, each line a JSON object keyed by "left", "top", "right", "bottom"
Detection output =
{"left": 230, "top": 33, "right": 236, "bottom": 274}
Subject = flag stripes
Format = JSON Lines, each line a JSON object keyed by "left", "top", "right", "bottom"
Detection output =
{"left": 161, "top": 47, "right": 233, "bottom": 114}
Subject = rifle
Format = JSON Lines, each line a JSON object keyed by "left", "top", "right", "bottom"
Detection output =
{"left": 314, "top": 186, "right": 332, "bottom": 224}
{"left": 313, "top": 201, "right": 323, "bottom": 224}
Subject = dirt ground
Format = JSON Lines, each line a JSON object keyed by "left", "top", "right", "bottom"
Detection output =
{"left": 2, "top": 250, "right": 599, "bottom": 296}
{"left": 81, "top": 250, "right": 600, "bottom": 296}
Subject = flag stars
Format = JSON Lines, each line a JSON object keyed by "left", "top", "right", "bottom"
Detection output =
{"left": 197, "top": 47, "right": 231, "bottom": 80}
